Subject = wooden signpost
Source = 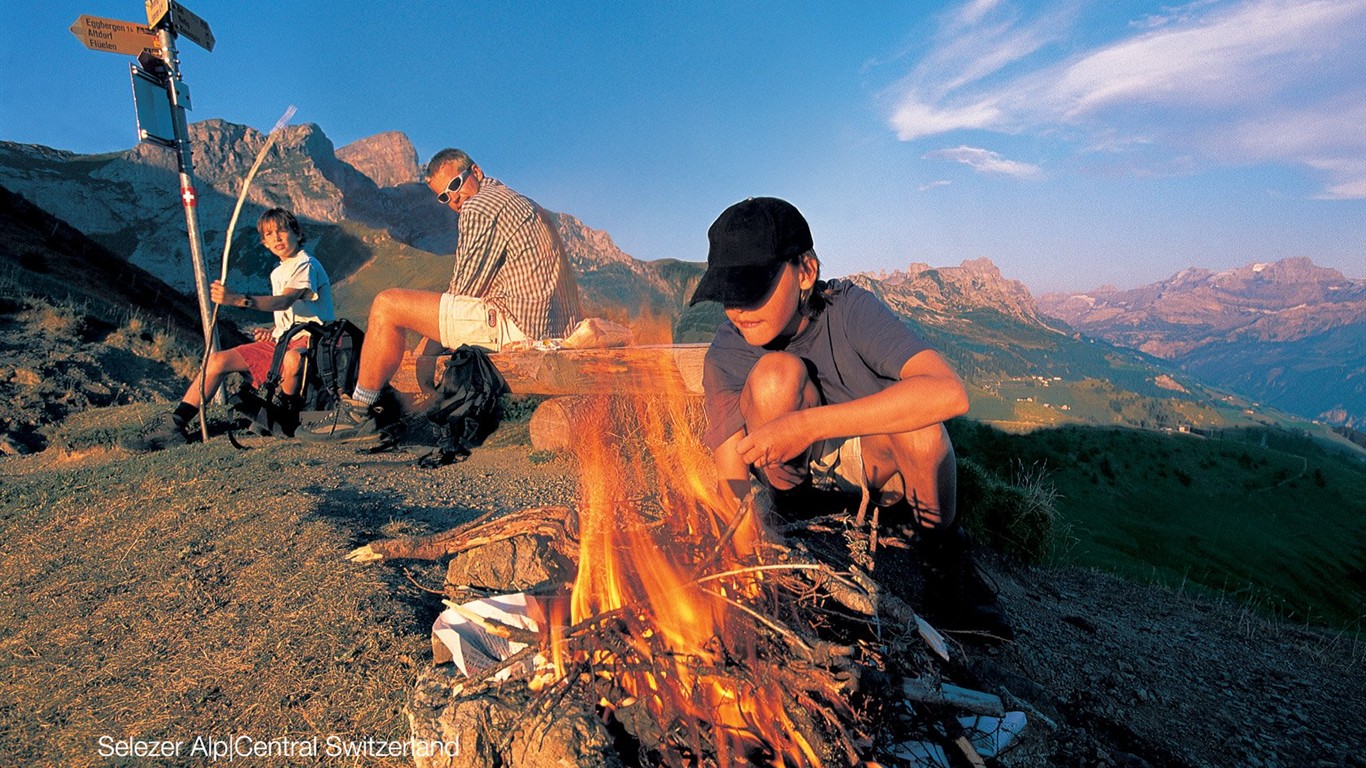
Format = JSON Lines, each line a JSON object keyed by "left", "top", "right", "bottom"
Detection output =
{"left": 69, "top": 2, "right": 220, "bottom": 413}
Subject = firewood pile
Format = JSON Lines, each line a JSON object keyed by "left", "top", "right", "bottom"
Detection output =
{"left": 349, "top": 396, "right": 1019, "bottom": 767}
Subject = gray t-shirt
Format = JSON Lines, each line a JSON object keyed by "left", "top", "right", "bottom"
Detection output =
{"left": 701, "top": 279, "right": 932, "bottom": 451}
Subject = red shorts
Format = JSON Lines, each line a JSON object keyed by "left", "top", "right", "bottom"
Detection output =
{"left": 233, "top": 337, "right": 309, "bottom": 386}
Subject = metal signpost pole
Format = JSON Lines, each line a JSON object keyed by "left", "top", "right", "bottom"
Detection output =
{"left": 153, "top": 26, "right": 219, "bottom": 362}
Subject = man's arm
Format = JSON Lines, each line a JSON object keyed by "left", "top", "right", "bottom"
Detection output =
{"left": 447, "top": 204, "right": 502, "bottom": 297}
{"left": 735, "top": 349, "right": 969, "bottom": 472}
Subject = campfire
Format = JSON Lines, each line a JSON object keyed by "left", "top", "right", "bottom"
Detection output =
{"left": 351, "top": 376, "right": 1021, "bottom": 766}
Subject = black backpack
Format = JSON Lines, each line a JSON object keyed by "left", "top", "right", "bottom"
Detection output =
{"left": 229, "top": 319, "right": 364, "bottom": 437}
{"left": 419, "top": 345, "right": 509, "bottom": 467}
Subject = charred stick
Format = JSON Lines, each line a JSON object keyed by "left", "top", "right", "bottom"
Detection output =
{"left": 900, "top": 676, "right": 1005, "bottom": 718}
{"left": 347, "top": 506, "right": 577, "bottom": 562}
{"left": 441, "top": 600, "right": 543, "bottom": 646}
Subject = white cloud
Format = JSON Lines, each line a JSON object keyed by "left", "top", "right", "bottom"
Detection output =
{"left": 887, "top": 0, "right": 1366, "bottom": 197}
{"left": 1317, "top": 178, "right": 1366, "bottom": 200}
{"left": 1050, "top": 1, "right": 1359, "bottom": 116}
{"left": 1303, "top": 154, "right": 1366, "bottom": 200}
{"left": 918, "top": 179, "right": 953, "bottom": 192}
{"left": 957, "top": 0, "right": 1006, "bottom": 26}
{"left": 1130, "top": 0, "right": 1223, "bottom": 29}
{"left": 924, "top": 145, "right": 1043, "bottom": 178}
{"left": 891, "top": 99, "right": 1003, "bottom": 140}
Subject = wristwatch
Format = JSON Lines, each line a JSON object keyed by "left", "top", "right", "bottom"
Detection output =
{"left": 239, "top": 295, "right": 253, "bottom": 309}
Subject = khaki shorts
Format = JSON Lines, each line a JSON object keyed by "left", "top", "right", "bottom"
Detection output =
{"left": 808, "top": 435, "right": 905, "bottom": 504}
{"left": 438, "top": 294, "right": 527, "bottom": 351}
{"left": 808, "top": 436, "right": 865, "bottom": 495}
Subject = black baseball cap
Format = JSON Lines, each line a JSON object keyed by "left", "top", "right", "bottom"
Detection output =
{"left": 688, "top": 197, "right": 814, "bottom": 307}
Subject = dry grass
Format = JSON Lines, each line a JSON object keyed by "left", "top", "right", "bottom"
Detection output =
{"left": 104, "top": 314, "right": 200, "bottom": 381}
{"left": 0, "top": 454, "right": 415, "bottom": 765}
{"left": 0, "top": 405, "right": 578, "bottom": 767}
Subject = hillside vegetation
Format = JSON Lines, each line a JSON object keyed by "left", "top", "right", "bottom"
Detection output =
{"left": 950, "top": 420, "right": 1366, "bottom": 629}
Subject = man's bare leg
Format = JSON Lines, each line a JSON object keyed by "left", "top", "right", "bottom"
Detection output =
{"left": 355, "top": 289, "right": 444, "bottom": 393}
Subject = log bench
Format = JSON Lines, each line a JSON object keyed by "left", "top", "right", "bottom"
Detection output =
{"left": 390, "top": 344, "right": 708, "bottom": 452}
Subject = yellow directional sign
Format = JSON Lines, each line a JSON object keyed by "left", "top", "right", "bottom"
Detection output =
{"left": 69, "top": 15, "right": 161, "bottom": 57}
{"left": 145, "top": 0, "right": 169, "bottom": 28}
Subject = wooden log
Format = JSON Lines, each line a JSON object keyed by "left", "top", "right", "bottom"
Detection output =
{"left": 345, "top": 506, "right": 578, "bottom": 563}
{"left": 391, "top": 344, "right": 707, "bottom": 399}
{"left": 529, "top": 396, "right": 593, "bottom": 452}
{"left": 901, "top": 677, "right": 1005, "bottom": 717}
{"left": 489, "top": 344, "right": 707, "bottom": 396}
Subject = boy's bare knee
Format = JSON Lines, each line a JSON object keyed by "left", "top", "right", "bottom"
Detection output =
{"left": 205, "top": 350, "right": 231, "bottom": 374}
{"left": 280, "top": 349, "right": 303, "bottom": 372}
{"left": 744, "top": 352, "right": 810, "bottom": 409}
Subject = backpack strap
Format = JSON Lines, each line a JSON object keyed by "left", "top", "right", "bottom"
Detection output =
{"left": 312, "top": 319, "right": 364, "bottom": 406}
{"left": 259, "top": 321, "right": 324, "bottom": 400}
{"left": 423, "top": 345, "right": 509, "bottom": 463}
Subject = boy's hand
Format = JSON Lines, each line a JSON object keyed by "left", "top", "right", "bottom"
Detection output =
{"left": 758, "top": 461, "right": 807, "bottom": 491}
{"left": 210, "top": 280, "right": 250, "bottom": 309}
{"left": 737, "top": 413, "right": 812, "bottom": 489}
{"left": 252, "top": 327, "right": 273, "bottom": 343}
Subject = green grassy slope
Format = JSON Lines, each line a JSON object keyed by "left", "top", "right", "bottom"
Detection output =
{"left": 950, "top": 420, "right": 1366, "bottom": 629}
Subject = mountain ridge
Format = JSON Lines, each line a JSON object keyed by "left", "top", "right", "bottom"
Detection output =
{"left": 0, "top": 120, "right": 1349, "bottom": 434}
{"left": 1038, "top": 258, "right": 1366, "bottom": 426}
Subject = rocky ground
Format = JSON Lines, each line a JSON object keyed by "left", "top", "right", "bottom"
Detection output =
{"left": 1, "top": 400, "right": 1362, "bottom": 767}
{"left": 980, "top": 551, "right": 1365, "bottom": 768}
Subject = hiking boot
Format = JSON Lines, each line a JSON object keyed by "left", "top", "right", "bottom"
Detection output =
{"left": 916, "top": 525, "right": 1014, "bottom": 643}
{"left": 120, "top": 411, "right": 190, "bottom": 452}
{"left": 296, "top": 392, "right": 402, "bottom": 445}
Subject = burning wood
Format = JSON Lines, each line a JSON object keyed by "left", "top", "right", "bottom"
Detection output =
{"left": 358, "top": 388, "right": 1021, "bottom": 766}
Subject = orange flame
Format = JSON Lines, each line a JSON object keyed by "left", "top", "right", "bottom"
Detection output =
{"left": 549, "top": 362, "right": 834, "bottom": 766}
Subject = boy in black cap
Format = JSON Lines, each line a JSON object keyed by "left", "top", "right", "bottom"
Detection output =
{"left": 692, "top": 196, "right": 1010, "bottom": 641}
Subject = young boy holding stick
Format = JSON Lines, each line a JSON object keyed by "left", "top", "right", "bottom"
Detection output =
{"left": 122, "top": 208, "right": 333, "bottom": 451}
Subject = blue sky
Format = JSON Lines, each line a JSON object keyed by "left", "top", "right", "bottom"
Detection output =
{"left": 3, "top": 0, "right": 1363, "bottom": 293}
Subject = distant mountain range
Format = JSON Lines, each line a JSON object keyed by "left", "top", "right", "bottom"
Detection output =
{"left": 1, "top": 120, "right": 1358, "bottom": 434}
{"left": 1039, "top": 260, "right": 1366, "bottom": 427}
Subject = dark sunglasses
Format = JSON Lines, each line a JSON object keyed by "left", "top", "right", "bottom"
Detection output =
{"left": 437, "top": 168, "right": 473, "bottom": 204}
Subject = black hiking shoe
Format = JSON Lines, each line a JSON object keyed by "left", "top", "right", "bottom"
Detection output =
{"left": 916, "top": 525, "right": 1014, "bottom": 644}
{"left": 296, "top": 392, "right": 402, "bottom": 446}
{"left": 120, "top": 411, "right": 190, "bottom": 452}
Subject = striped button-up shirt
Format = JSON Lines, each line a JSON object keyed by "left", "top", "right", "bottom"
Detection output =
{"left": 449, "top": 177, "right": 581, "bottom": 340}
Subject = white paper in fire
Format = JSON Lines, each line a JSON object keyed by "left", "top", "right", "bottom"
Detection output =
{"left": 431, "top": 592, "right": 540, "bottom": 678}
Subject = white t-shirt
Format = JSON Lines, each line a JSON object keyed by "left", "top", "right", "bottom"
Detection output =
{"left": 269, "top": 250, "right": 335, "bottom": 340}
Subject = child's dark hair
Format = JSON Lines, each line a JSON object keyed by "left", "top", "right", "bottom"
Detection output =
{"left": 257, "top": 208, "right": 306, "bottom": 245}
{"left": 793, "top": 248, "right": 829, "bottom": 319}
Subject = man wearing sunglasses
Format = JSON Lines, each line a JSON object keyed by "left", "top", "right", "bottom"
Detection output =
{"left": 299, "top": 148, "right": 581, "bottom": 444}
